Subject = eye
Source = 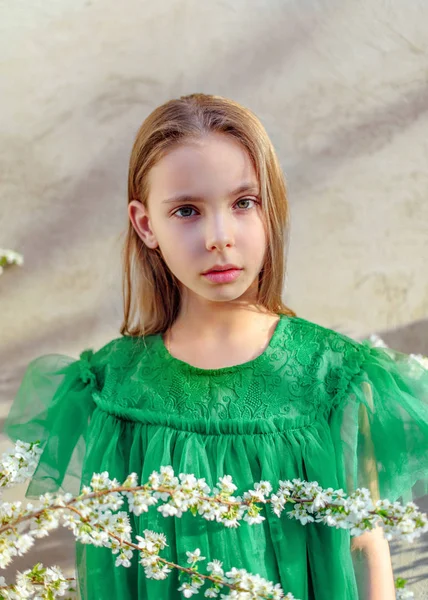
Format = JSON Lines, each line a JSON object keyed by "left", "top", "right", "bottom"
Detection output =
{"left": 173, "top": 206, "right": 197, "bottom": 219}
{"left": 172, "top": 197, "right": 259, "bottom": 220}
{"left": 235, "top": 197, "right": 258, "bottom": 210}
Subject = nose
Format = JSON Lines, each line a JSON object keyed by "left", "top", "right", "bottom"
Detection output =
{"left": 204, "top": 213, "right": 235, "bottom": 251}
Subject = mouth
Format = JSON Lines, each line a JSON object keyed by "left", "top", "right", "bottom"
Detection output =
{"left": 205, "top": 268, "right": 238, "bottom": 273}
{"left": 202, "top": 268, "right": 243, "bottom": 283}
{"left": 202, "top": 264, "right": 242, "bottom": 275}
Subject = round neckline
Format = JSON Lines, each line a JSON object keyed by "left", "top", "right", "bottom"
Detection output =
{"left": 155, "top": 313, "right": 288, "bottom": 375}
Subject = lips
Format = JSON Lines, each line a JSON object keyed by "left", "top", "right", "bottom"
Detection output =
{"left": 202, "top": 264, "right": 241, "bottom": 274}
{"left": 202, "top": 268, "right": 243, "bottom": 283}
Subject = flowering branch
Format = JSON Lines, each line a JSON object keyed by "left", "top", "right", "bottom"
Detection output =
{"left": 0, "top": 249, "right": 23, "bottom": 276}
{"left": 0, "top": 442, "right": 425, "bottom": 598}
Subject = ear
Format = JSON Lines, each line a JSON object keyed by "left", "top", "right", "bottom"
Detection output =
{"left": 128, "top": 200, "right": 159, "bottom": 249}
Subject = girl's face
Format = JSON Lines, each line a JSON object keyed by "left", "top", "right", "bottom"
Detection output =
{"left": 129, "top": 132, "right": 268, "bottom": 308}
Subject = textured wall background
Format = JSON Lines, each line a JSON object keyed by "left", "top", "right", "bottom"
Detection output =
{"left": 1, "top": 0, "right": 427, "bottom": 596}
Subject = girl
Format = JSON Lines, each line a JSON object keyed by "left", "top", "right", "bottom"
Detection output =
{"left": 3, "top": 93, "right": 428, "bottom": 600}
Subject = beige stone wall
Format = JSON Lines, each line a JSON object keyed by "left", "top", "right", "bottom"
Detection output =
{"left": 1, "top": 0, "right": 427, "bottom": 596}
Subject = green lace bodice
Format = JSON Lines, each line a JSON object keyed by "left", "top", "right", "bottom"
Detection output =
{"left": 89, "top": 315, "right": 362, "bottom": 432}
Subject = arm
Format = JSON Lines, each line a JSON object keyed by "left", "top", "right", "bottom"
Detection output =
{"left": 350, "top": 392, "right": 396, "bottom": 599}
{"left": 330, "top": 340, "right": 428, "bottom": 599}
{"left": 350, "top": 525, "right": 396, "bottom": 600}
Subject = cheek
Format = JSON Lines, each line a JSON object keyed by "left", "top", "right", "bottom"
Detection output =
{"left": 160, "top": 234, "right": 195, "bottom": 272}
{"left": 240, "top": 220, "right": 267, "bottom": 250}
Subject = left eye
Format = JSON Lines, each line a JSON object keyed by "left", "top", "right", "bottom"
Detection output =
{"left": 235, "top": 198, "right": 256, "bottom": 209}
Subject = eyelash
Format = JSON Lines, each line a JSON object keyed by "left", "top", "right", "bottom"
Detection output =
{"left": 172, "top": 197, "right": 260, "bottom": 219}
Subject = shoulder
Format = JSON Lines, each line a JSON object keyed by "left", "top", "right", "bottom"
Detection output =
{"left": 287, "top": 315, "right": 365, "bottom": 385}
{"left": 288, "top": 315, "right": 362, "bottom": 353}
{"left": 87, "top": 333, "right": 159, "bottom": 373}
{"left": 72, "top": 334, "right": 156, "bottom": 391}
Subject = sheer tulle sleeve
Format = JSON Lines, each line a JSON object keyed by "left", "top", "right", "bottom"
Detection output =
{"left": 329, "top": 340, "right": 428, "bottom": 506}
{"left": 2, "top": 349, "right": 98, "bottom": 500}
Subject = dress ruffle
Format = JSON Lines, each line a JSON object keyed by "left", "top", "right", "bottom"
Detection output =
{"left": 329, "top": 340, "right": 428, "bottom": 505}
{"left": 3, "top": 350, "right": 98, "bottom": 499}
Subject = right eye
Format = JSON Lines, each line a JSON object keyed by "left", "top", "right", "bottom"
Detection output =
{"left": 172, "top": 206, "right": 198, "bottom": 219}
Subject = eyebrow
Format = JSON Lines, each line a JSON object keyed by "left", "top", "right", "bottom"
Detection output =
{"left": 162, "top": 182, "right": 260, "bottom": 204}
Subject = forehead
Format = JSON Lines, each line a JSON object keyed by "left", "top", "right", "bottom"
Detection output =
{"left": 148, "top": 134, "right": 258, "bottom": 196}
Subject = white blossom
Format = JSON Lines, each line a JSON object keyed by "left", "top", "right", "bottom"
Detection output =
{"left": 178, "top": 581, "right": 203, "bottom": 597}
{"left": 218, "top": 475, "right": 237, "bottom": 494}
{"left": 186, "top": 548, "right": 206, "bottom": 563}
{"left": 0, "top": 440, "right": 423, "bottom": 600}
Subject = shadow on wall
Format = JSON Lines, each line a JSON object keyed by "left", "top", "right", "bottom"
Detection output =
{"left": 372, "top": 317, "right": 428, "bottom": 356}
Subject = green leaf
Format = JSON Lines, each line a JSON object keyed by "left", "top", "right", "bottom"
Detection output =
{"left": 395, "top": 577, "right": 408, "bottom": 589}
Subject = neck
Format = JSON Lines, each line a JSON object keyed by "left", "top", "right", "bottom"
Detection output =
{"left": 168, "top": 304, "right": 278, "bottom": 346}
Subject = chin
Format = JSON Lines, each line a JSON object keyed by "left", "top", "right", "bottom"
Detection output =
{"left": 206, "top": 285, "right": 251, "bottom": 301}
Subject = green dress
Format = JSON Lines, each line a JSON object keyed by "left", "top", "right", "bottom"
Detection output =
{"left": 3, "top": 314, "right": 428, "bottom": 599}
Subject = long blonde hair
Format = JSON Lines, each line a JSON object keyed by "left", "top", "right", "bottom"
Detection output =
{"left": 121, "top": 93, "right": 296, "bottom": 337}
